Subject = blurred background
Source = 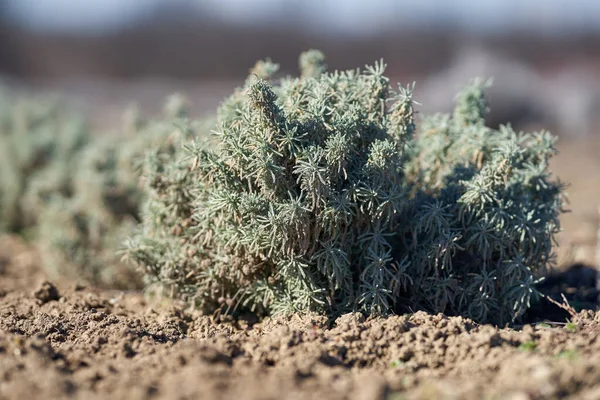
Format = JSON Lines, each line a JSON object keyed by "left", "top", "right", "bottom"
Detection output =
{"left": 1, "top": 0, "right": 600, "bottom": 263}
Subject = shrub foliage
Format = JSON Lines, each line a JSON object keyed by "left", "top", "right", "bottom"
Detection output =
{"left": 35, "top": 98, "right": 204, "bottom": 288}
{"left": 401, "top": 79, "right": 564, "bottom": 323}
{"left": 125, "top": 51, "right": 564, "bottom": 324}
{"left": 0, "top": 87, "right": 203, "bottom": 288}
{"left": 0, "top": 88, "right": 89, "bottom": 234}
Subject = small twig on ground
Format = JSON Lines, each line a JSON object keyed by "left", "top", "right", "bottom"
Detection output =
{"left": 545, "top": 293, "right": 578, "bottom": 319}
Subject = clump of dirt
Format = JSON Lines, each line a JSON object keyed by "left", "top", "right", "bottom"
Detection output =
{"left": 1, "top": 234, "right": 600, "bottom": 399}
{"left": 33, "top": 281, "right": 61, "bottom": 304}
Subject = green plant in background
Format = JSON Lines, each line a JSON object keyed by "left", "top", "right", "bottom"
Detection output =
{"left": 565, "top": 322, "right": 577, "bottom": 332}
{"left": 0, "top": 87, "right": 89, "bottom": 234}
{"left": 125, "top": 50, "right": 565, "bottom": 324}
{"left": 518, "top": 341, "right": 538, "bottom": 352}
{"left": 555, "top": 350, "right": 580, "bottom": 360}
{"left": 0, "top": 85, "right": 210, "bottom": 289}
{"left": 36, "top": 96, "right": 208, "bottom": 289}
{"left": 299, "top": 49, "right": 327, "bottom": 79}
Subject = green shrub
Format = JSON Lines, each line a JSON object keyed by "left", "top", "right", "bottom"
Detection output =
{"left": 0, "top": 85, "right": 214, "bottom": 288}
{"left": 400, "top": 79, "right": 564, "bottom": 323}
{"left": 36, "top": 97, "right": 206, "bottom": 288}
{"left": 0, "top": 87, "right": 90, "bottom": 234}
{"left": 124, "top": 51, "right": 565, "bottom": 324}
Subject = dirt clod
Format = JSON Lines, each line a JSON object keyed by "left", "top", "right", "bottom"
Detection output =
{"left": 32, "top": 281, "right": 60, "bottom": 305}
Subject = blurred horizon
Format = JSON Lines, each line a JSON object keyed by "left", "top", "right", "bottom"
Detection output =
{"left": 5, "top": 0, "right": 600, "bottom": 37}
{"left": 1, "top": 0, "right": 600, "bottom": 141}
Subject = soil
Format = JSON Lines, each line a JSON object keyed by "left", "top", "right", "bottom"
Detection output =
{"left": 0, "top": 235, "right": 599, "bottom": 400}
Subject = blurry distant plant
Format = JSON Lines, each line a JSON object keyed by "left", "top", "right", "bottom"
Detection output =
{"left": 125, "top": 50, "right": 565, "bottom": 324}
{"left": 0, "top": 87, "right": 89, "bottom": 234}
{"left": 36, "top": 95, "right": 208, "bottom": 289}
{"left": 0, "top": 86, "right": 210, "bottom": 289}
{"left": 299, "top": 49, "right": 327, "bottom": 79}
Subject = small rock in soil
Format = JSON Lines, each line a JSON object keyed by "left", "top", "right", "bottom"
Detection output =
{"left": 33, "top": 281, "right": 61, "bottom": 304}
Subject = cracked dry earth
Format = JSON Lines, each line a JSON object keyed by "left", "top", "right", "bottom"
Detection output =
{"left": 1, "top": 235, "right": 600, "bottom": 400}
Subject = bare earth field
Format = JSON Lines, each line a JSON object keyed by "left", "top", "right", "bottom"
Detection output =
{"left": 1, "top": 133, "right": 600, "bottom": 400}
